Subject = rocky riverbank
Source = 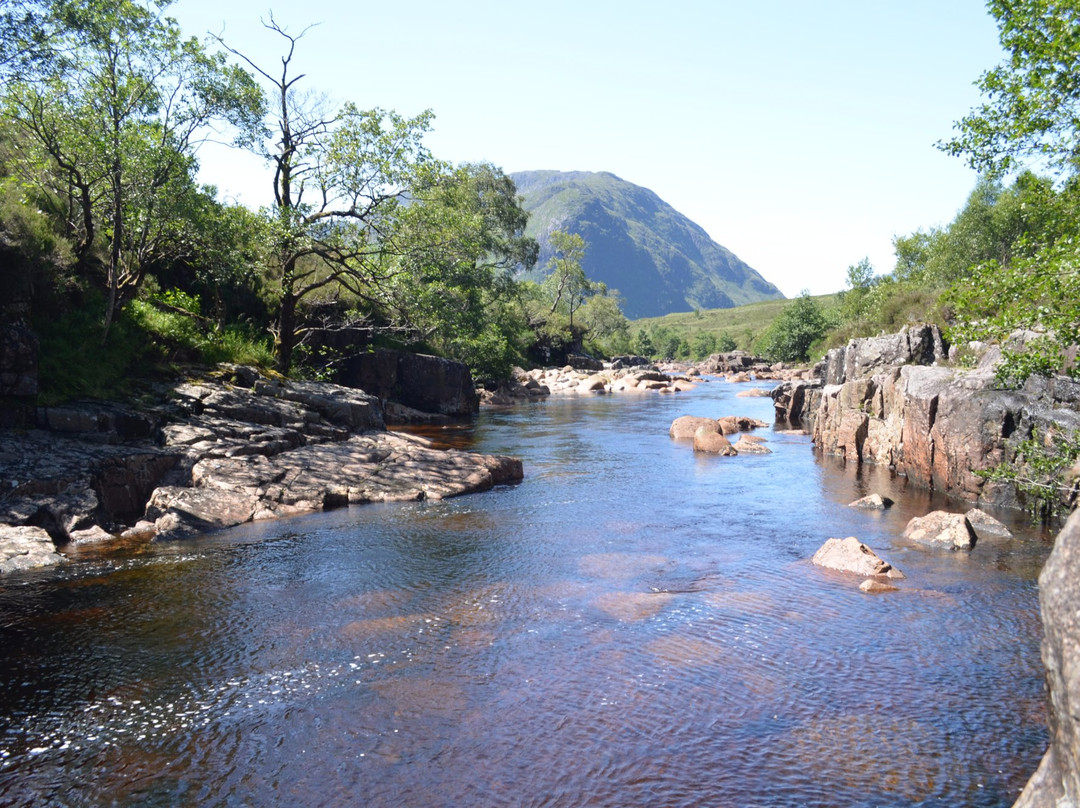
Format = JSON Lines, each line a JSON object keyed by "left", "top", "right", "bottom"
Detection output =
{"left": 0, "top": 364, "right": 522, "bottom": 573}
{"left": 769, "top": 324, "right": 1080, "bottom": 807}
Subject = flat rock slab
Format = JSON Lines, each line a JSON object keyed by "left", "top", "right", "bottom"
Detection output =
{"left": 148, "top": 432, "right": 523, "bottom": 541}
{"left": 903, "top": 511, "right": 977, "bottom": 550}
{"left": 0, "top": 525, "right": 67, "bottom": 573}
{"left": 812, "top": 537, "right": 904, "bottom": 579}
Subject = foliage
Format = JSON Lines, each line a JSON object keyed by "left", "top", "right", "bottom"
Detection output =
{"left": 2, "top": 0, "right": 264, "bottom": 338}
{"left": 755, "top": 291, "right": 830, "bottom": 363}
{"left": 976, "top": 429, "right": 1080, "bottom": 520}
{"left": 944, "top": 235, "right": 1080, "bottom": 384}
{"left": 941, "top": 0, "right": 1080, "bottom": 176}
{"left": 542, "top": 230, "right": 590, "bottom": 326}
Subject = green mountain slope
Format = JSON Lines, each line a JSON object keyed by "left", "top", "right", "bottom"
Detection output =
{"left": 510, "top": 170, "right": 784, "bottom": 319}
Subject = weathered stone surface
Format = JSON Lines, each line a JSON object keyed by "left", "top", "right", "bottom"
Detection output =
{"left": 902, "top": 511, "right": 977, "bottom": 550}
{"left": 339, "top": 348, "right": 478, "bottom": 417}
{"left": 736, "top": 387, "right": 772, "bottom": 398}
{"left": 1014, "top": 508, "right": 1080, "bottom": 808}
{"left": 808, "top": 338, "right": 1080, "bottom": 512}
{"left": 965, "top": 508, "right": 1013, "bottom": 540}
{"left": 1, "top": 365, "right": 523, "bottom": 569}
{"left": 0, "top": 525, "right": 66, "bottom": 573}
{"left": 849, "top": 494, "right": 894, "bottom": 510}
{"left": 811, "top": 537, "right": 904, "bottom": 579}
{"left": 670, "top": 416, "right": 719, "bottom": 440}
{"left": 693, "top": 427, "right": 737, "bottom": 455}
{"left": 859, "top": 579, "right": 899, "bottom": 593}
{"left": 823, "top": 323, "right": 946, "bottom": 386}
{"left": 717, "top": 415, "right": 769, "bottom": 435}
{"left": 732, "top": 436, "right": 772, "bottom": 454}
{"left": 0, "top": 321, "right": 39, "bottom": 402}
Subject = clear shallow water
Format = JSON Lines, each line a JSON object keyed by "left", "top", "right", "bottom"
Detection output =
{"left": 0, "top": 380, "right": 1054, "bottom": 807}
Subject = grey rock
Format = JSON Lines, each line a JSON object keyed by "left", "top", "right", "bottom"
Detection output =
{"left": 1014, "top": 508, "right": 1080, "bottom": 807}
{"left": 812, "top": 537, "right": 904, "bottom": 579}
{"left": 902, "top": 511, "right": 977, "bottom": 551}
{"left": 0, "top": 525, "right": 65, "bottom": 573}
{"left": 849, "top": 494, "right": 894, "bottom": 510}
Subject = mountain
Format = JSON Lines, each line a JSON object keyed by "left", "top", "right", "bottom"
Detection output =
{"left": 509, "top": 170, "right": 784, "bottom": 319}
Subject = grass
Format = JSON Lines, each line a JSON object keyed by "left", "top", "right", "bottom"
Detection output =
{"left": 631, "top": 293, "right": 841, "bottom": 353}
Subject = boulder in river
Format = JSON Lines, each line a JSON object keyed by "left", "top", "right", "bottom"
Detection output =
{"left": 965, "top": 508, "right": 1013, "bottom": 540}
{"left": 811, "top": 537, "right": 904, "bottom": 579}
{"left": 0, "top": 525, "right": 67, "bottom": 573}
{"left": 848, "top": 494, "right": 894, "bottom": 510}
{"left": 670, "top": 416, "right": 720, "bottom": 440}
{"left": 902, "top": 511, "right": 977, "bottom": 550}
{"left": 693, "top": 427, "right": 737, "bottom": 456}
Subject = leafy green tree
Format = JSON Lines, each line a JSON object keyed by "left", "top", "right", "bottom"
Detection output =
{"left": 383, "top": 162, "right": 538, "bottom": 380}
{"left": 2, "top": 0, "right": 263, "bottom": 338}
{"left": 220, "top": 17, "right": 437, "bottom": 372}
{"left": 542, "top": 230, "right": 590, "bottom": 327}
{"left": 941, "top": 0, "right": 1080, "bottom": 176}
{"left": 578, "top": 289, "right": 629, "bottom": 354}
{"left": 756, "top": 291, "right": 828, "bottom": 363}
{"left": 633, "top": 328, "right": 655, "bottom": 358}
{"left": 691, "top": 330, "right": 717, "bottom": 360}
{"left": 716, "top": 330, "right": 737, "bottom": 353}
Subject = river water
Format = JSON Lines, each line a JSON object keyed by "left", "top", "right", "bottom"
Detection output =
{"left": 0, "top": 379, "right": 1055, "bottom": 807}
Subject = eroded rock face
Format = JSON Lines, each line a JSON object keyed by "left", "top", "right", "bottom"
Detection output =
{"left": 1014, "top": 509, "right": 1080, "bottom": 808}
{"left": 339, "top": 348, "right": 478, "bottom": 418}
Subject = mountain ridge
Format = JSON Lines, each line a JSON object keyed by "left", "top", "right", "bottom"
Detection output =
{"left": 510, "top": 170, "right": 784, "bottom": 318}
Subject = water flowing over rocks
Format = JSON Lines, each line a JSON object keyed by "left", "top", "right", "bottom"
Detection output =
{"left": 480, "top": 364, "right": 702, "bottom": 404}
{"left": 0, "top": 365, "right": 523, "bottom": 571}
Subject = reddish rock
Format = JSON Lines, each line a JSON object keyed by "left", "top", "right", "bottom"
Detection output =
{"left": 733, "top": 436, "right": 772, "bottom": 454}
{"left": 693, "top": 427, "right": 737, "bottom": 456}
{"left": 859, "top": 579, "right": 899, "bottom": 594}
{"left": 670, "top": 416, "right": 720, "bottom": 440}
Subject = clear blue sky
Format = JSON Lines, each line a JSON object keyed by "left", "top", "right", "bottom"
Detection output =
{"left": 171, "top": 0, "right": 1005, "bottom": 298}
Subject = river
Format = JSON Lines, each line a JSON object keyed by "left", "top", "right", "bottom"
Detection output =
{"left": 0, "top": 379, "right": 1055, "bottom": 807}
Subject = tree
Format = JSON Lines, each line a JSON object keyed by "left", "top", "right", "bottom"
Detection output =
{"left": 2, "top": 0, "right": 263, "bottom": 338}
{"left": 941, "top": 0, "right": 1080, "bottom": 176}
{"left": 756, "top": 291, "right": 829, "bottom": 363}
{"left": 219, "top": 18, "right": 440, "bottom": 372}
{"left": 542, "top": 230, "right": 590, "bottom": 327}
{"left": 383, "top": 162, "right": 538, "bottom": 380}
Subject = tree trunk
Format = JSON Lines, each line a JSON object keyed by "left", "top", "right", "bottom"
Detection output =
{"left": 275, "top": 292, "right": 298, "bottom": 375}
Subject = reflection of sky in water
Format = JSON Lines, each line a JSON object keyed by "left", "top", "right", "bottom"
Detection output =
{"left": 0, "top": 381, "right": 1053, "bottom": 807}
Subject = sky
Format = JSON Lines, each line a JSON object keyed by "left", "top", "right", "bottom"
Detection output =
{"left": 169, "top": 0, "right": 1006, "bottom": 298}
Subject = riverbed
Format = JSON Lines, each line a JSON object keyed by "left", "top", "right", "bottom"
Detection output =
{"left": 0, "top": 380, "right": 1054, "bottom": 806}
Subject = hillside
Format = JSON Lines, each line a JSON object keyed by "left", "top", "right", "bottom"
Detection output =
{"left": 510, "top": 170, "right": 784, "bottom": 319}
{"left": 632, "top": 294, "right": 841, "bottom": 353}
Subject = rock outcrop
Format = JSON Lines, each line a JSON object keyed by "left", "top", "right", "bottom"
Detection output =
{"left": 770, "top": 324, "right": 1080, "bottom": 513}
{"left": 1015, "top": 508, "right": 1080, "bottom": 808}
{"left": 338, "top": 348, "right": 479, "bottom": 419}
{"left": 0, "top": 365, "right": 523, "bottom": 571}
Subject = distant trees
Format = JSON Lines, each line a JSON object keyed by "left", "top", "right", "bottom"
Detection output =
{"left": 756, "top": 292, "right": 829, "bottom": 363}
